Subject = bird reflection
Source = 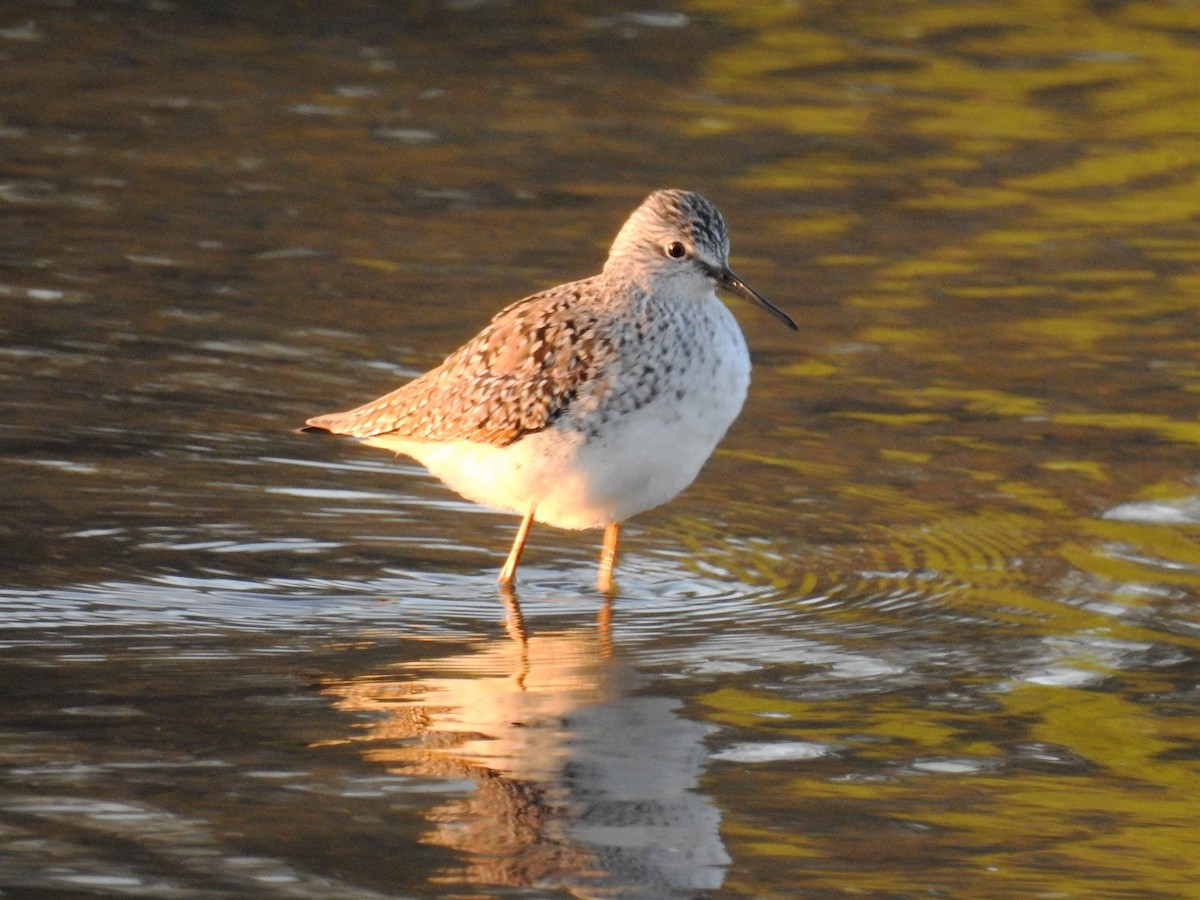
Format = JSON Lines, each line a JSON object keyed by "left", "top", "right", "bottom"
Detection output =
{"left": 499, "top": 584, "right": 615, "bottom": 664}
{"left": 316, "top": 589, "right": 728, "bottom": 897}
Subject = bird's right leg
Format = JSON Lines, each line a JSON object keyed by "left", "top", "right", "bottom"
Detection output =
{"left": 596, "top": 521, "right": 620, "bottom": 594}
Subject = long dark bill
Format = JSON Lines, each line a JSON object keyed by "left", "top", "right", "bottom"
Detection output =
{"left": 718, "top": 267, "right": 798, "bottom": 331}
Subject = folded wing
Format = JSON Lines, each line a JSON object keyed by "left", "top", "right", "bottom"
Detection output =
{"left": 305, "top": 280, "right": 616, "bottom": 448}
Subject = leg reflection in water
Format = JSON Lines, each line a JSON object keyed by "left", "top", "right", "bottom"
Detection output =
{"left": 316, "top": 589, "right": 729, "bottom": 897}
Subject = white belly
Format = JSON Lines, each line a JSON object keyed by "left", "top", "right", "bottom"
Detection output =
{"left": 366, "top": 300, "right": 751, "bottom": 530}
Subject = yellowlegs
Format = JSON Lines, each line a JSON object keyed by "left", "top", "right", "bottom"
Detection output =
{"left": 304, "top": 189, "right": 795, "bottom": 591}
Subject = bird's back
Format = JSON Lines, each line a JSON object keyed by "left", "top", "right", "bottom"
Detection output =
{"left": 304, "top": 276, "right": 621, "bottom": 447}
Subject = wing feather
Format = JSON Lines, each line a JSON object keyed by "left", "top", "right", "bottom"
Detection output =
{"left": 305, "top": 279, "right": 614, "bottom": 447}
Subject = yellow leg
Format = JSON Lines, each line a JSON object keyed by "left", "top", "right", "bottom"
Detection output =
{"left": 499, "top": 506, "right": 536, "bottom": 586}
{"left": 596, "top": 522, "right": 620, "bottom": 593}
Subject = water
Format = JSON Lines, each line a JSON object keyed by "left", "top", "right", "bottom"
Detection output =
{"left": 2, "top": 0, "right": 1199, "bottom": 896}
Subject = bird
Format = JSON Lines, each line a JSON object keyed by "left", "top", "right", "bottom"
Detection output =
{"left": 303, "top": 189, "right": 796, "bottom": 592}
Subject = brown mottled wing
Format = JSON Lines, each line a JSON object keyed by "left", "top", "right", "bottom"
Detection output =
{"left": 305, "top": 280, "right": 614, "bottom": 447}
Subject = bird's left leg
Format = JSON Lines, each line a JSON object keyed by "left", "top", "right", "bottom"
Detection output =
{"left": 499, "top": 506, "right": 537, "bottom": 586}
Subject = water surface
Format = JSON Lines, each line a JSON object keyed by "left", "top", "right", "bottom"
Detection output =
{"left": 2, "top": 0, "right": 1199, "bottom": 896}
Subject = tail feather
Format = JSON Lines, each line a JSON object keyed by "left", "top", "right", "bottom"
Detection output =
{"left": 299, "top": 413, "right": 345, "bottom": 435}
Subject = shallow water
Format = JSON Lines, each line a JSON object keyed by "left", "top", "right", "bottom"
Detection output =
{"left": 3, "top": 0, "right": 1199, "bottom": 896}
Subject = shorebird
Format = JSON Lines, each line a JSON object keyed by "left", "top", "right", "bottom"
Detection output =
{"left": 304, "top": 189, "right": 795, "bottom": 592}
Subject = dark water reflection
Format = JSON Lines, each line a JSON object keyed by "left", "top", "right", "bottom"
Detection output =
{"left": 3, "top": 0, "right": 1200, "bottom": 896}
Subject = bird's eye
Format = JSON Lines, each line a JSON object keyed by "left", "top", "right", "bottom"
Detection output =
{"left": 665, "top": 241, "right": 688, "bottom": 259}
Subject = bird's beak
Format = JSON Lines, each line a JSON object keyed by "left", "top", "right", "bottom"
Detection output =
{"left": 718, "top": 267, "right": 798, "bottom": 331}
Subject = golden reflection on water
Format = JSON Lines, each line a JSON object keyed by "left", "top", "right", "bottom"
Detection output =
{"left": 663, "top": 5, "right": 1200, "bottom": 889}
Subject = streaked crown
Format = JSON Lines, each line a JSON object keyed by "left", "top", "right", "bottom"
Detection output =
{"left": 605, "top": 189, "right": 731, "bottom": 273}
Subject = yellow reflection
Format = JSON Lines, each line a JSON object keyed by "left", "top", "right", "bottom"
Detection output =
{"left": 1053, "top": 412, "right": 1200, "bottom": 446}
{"left": 1008, "top": 140, "right": 1198, "bottom": 191}
{"left": 1039, "top": 459, "right": 1110, "bottom": 482}
{"left": 315, "top": 594, "right": 729, "bottom": 894}
{"left": 779, "top": 359, "right": 839, "bottom": 378}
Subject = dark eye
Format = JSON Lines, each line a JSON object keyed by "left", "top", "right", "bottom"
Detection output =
{"left": 665, "top": 241, "right": 688, "bottom": 259}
